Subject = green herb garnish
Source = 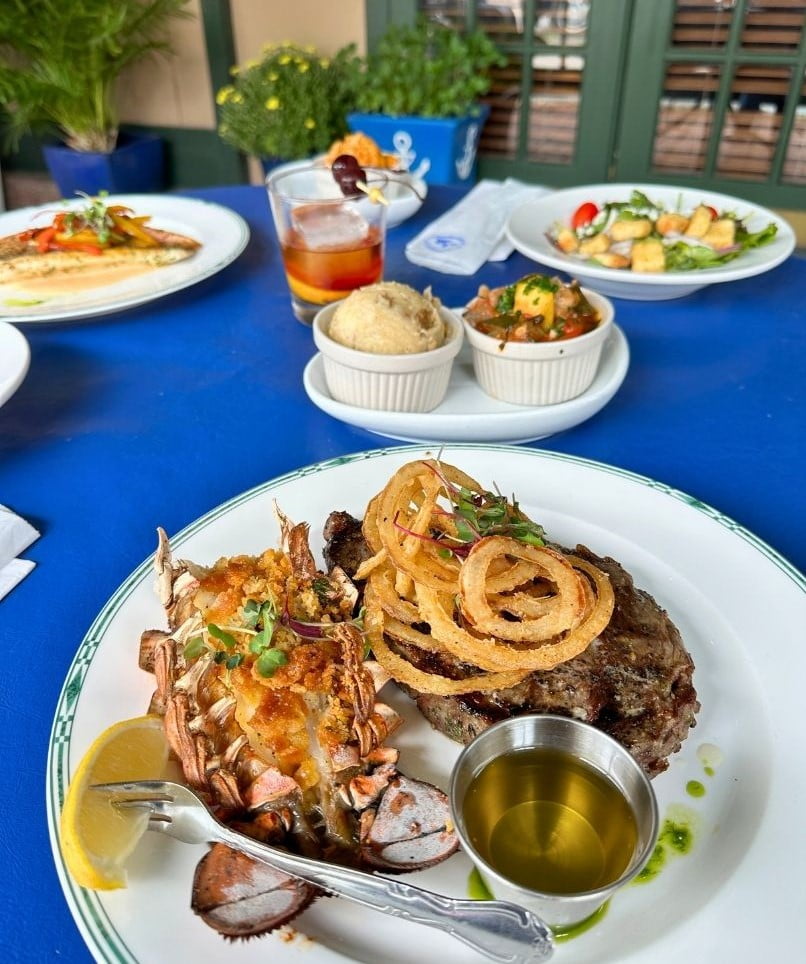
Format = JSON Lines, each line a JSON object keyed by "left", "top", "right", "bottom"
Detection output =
{"left": 256, "top": 648, "right": 288, "bottom": 677}
{"left": 207, "top": 623, "right": 237, "bottom": 649}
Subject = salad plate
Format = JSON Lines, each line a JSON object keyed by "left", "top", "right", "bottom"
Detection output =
{"left": 47, "top": 444, "right": 806, "bottom": 963}
{"left": 0, "top": 195, "right": 250, "bottom": 324}
{"left": 303, "top": 324, "right": 629, "bottom": 443}
{"left": 0, "top": 321, "right": 30, "bottom": 407}
{"left": 506, "top": 183, "right": 796, "bottom": 301}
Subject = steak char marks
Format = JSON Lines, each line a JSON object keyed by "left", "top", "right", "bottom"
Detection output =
{"left": 324, "top": 513, "right": 699, "bottom": 777}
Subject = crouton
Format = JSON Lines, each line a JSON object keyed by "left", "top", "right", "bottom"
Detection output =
{"left": 656, "top": 212, "right": 690, "bottom": 236}
{"left": 554, "top": 227, "right": 579, "bottom": 253}
{"left": 631, "top": 238, "right": 666, "bottom": 272}
{"left": 592, "top": 252, "right": 631, "bottom": 270}
{"left": 700, "top": 218, "right": 736, "bottom": 250}
{"left": 609, "top": 217, "right": 653, "bottom": 241}
{"left": 578, "top": 232, "right": 610, "bottom": 256}
{"left": 686, "top": 205, "right": 714, "bottom": 239}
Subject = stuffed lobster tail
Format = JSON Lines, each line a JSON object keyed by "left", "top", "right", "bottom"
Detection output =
{"left": 139, "top": 522, "right": 458, "bottom": 939}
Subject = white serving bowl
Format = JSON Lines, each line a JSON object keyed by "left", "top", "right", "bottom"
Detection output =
{"left": 462, "top": 288, "right": 614, "bottom": 406}
{"left": 312, "top": 302, "right": 463, "bottom": 412}
{"left": 506, "top": 183, "right": 796, "bottom": 301}
{"left": 268, "top": 159, "right": 426, "bottom": 228}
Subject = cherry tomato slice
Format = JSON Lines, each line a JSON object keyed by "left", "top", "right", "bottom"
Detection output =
{"left": 571, "top": 201, "right": 599, "bottom": 230}
{"left": 705, "top": 205, "right": 719, "bottom": 219}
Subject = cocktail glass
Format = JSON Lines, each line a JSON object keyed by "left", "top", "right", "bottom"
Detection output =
{"left": 266, "top": 164, "right": 388, "bottom": 324}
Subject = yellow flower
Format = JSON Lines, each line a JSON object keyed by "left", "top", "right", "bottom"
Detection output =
{"left": 232, "top": 92, "right": 243, "bottom": 104}
{"left": 304, "top": 118, "right": 316, "bottom": 129}
{"left": 245, "top": 58, "right": 259, "bottom": 70}
{"left": 229, "top": 65, "right": 240, "bottom": 76}
{"left": 279, "top": 54, "right": 292, "bottom": 65}
{"left": 265, "top": 96, "right": 280, "bottom": 110}
{"left": 216, "top": 85, "right": 235, "bottom": 105}
{"left": 319, "top": 58, "right": 330, "bottom": 68}
{"left": 268, "top": 72, "right": 278, "bottom": 81}
{"left": 298, "top": 62, "right": 309, "bottom": 73}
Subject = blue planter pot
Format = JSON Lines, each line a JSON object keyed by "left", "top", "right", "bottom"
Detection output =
{"left": 43, "top": 131, "right": 165, "bottom": 198}
{"left": 346, "top": 107, "right": 490, "bottom": 185}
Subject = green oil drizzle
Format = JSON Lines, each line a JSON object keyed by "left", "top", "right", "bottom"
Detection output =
{"left": 686, "top": 779, "right": 706, "bottom": 798}
{"left": 468, "top": 867, "right": 494, "bottom": 900}
{"left": 704, "top": 766, "right": 715, "bottom": 777}
{"left": 467, "top": 869, "right": 609, "bottom": 942}
{"left": 634, "top": 805, "right": 698, "bottom": 885}
{"left": 467, "top": 867, "right": 610, "bottom": 944}
{"left": 3, "top": 297, "right": 45, "bottom": 307}
{"left": 552, "top": 900, "right": 610, "bottom": 943}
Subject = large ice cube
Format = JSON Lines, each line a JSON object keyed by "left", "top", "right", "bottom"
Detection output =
{"left": 291, "top": 203, "right": 369, "bottom": 250}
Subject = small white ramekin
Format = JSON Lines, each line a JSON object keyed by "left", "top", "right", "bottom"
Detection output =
{"left": 463, "top": 288, "right": 614, "bottom": 406}
{"left": 312, "top": 303, "right": 464, "bottom": 412}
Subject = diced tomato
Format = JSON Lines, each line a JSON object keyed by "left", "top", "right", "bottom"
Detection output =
{"left": 571, "top": 201, "right": 599, "bottom": 230}
{"left": 705, "top": 205, "right": 718, "bottom": 219}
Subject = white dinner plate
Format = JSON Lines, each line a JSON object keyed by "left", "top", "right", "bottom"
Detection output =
{"left": 268, "top": 158, "right": 427, "bottom": 228}
{"left": 48, "top": 444, "right": 806, "bottom": 963}
{"left": 506, "top": 183, "right": 796, "bottom": 301}
{"left": 304, "top": 325, "right": 629, "bottom": 443}
{"left": 0, "top": 321, "right": 30, "bottom": 406}
{"left": 0, "top": 195, "right": 250, "bottom": 323}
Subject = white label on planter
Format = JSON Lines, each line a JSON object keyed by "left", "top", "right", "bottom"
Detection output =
{"left": 392, "top": 130, "right": 431, "bottom": 181}
{"left": 456, "top": 124, "right": 481, "bottom": 181}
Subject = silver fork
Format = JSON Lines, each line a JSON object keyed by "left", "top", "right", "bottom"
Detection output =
{"left": 92, "top": 779, "right": 554, "bottom": 963}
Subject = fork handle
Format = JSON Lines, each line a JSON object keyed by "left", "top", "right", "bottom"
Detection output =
{"left": 218, "top": 825, "right": 553, "bottom": 963}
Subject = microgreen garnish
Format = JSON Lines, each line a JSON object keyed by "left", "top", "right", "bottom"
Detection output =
{"left": 398, "top": 461, "right": 547, "bottom": 556}
{"left": 207, "top": 623, "right": 237, "bottom": 649}
{"left": 312, "top": 576, "right": 335, "bottom": 603}
{"left": 183, "top": 635, "right": 206, "bottom": 660}
{"left": 256, "top": 648, "right": 288, "bottom": 677}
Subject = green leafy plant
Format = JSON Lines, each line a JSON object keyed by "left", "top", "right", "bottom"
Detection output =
{"left": 216, "top": 42, "right": 361, "bottom": 160}
{"left": 0, "top": 0, "right": 191, "bottom": 153}
{"left": 355, "top": 18, "right": 505, "bottom": 118}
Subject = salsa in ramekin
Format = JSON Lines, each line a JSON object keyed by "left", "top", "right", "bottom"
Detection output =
{"left": 464, "top": 274, "right": 601, "bottom": 346}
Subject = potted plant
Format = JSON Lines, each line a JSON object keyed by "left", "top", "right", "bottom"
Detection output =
{"left": 216, "top": 42, "right": 361, "bottom": 174}
{"left": 349, "top": 18, "right": 504, "bottom": 185}
{"left": 0, "top": 0, "right": 190, "bottom": 197}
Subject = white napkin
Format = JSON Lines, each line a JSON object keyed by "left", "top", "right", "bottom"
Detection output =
{"left": 405, "top": 178, "right": 551, "bottom": 275}
{"left": 0, "top": 505, "right": 39, "bottom": 601}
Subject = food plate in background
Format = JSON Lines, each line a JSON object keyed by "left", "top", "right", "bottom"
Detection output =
{"left": 0, "top": 321, "right": 31, "bottom": 407}
{"left": 47, "top": 444, "right": 806, "bottom": 963}
{"left": 506, "top": 183, "right": 796, "bottom": 301}
{"left": 269, "top": 158, "right": 427, "bottom": 228}
{"left": 0, "top": 195, "right": 250, "bottom": 324}
{"left": 304, "top": 324, "right": 629, "bottom": 443}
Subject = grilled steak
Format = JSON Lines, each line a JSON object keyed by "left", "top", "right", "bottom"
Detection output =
{"left": 324, "top": 513, "right": 699, "bottom": 777}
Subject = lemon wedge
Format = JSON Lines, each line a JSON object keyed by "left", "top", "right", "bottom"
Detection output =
{"left": 59, "top": 714, "right": 169, "bottom": 890}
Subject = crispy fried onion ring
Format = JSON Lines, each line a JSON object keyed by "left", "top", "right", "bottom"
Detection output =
{"left": 359, "top": 460, "right": 615, "bottom": 692}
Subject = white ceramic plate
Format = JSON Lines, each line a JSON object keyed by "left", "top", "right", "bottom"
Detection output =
{"left": 47, "top": 444, "right": 806, "bottom": 963}
{"left": 268, "top": 158, "right": 427, "bottom": 228}
{"left": 303, "top": 325, "right": 629, "bottom": 443}
{"left": 506, "top": 183, "right": 796, "bottom": 301}
{"left": 0, "top": 195, "right": 250, "bottom": 323}
{"left": 0, "top": 321, "right": 30, "bottom": 406}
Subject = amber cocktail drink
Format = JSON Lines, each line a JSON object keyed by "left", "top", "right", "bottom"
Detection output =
{"left": 267, "top": 166, "right": 387, "bottom": 324}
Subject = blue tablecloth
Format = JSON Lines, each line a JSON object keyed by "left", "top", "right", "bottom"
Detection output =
{"left": 1, "top": 183, "right": 804, "bottom": 962}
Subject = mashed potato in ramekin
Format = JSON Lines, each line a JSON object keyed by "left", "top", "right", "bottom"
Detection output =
{"left": 327, "top": 282, "right": 446, "bottom": 355}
